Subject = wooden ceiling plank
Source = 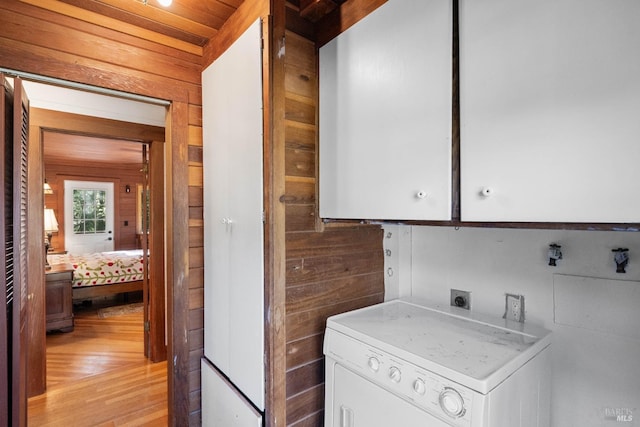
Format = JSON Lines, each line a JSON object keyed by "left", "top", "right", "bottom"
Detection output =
{"left": 20, "top": 0, "right": 203, "bottom": 55}
{"left": 169, "top": 0, "right": 236, "bottom": 27}
{"left": 218, "top": 0, "right": 244, "bottom": 8}
{"left": 57, "top": 0, "right": 211, "bottom": 45}
{"left": 83, "top": 0, "right": 221, "bottom": 39}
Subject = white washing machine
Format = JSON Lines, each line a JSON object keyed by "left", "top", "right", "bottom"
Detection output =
{"left": 324, "top": 298, "right": 552, "bottom": 427}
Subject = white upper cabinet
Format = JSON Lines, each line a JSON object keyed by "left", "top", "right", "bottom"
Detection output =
{"left": 460, "top": 0, "right": 640, "bottom": 222}
{"left": 319, "top": 0, "right": 453, "bottom": 221}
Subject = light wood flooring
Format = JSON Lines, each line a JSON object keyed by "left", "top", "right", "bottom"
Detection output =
{"left": 28, "top": 299, "right": 168, "bottom": 426}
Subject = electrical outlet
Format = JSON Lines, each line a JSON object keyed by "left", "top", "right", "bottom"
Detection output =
{"left": 504, "top": 294, "right": 525, "bottom": 322}
{"left": 450, "top": 289, "right": 471, "bottom": 310}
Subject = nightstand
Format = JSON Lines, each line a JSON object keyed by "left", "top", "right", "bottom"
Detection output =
{"left": 47, "top": 250, "right": 68, "bottom": 255}
{"left": 45, "top": 263, "right": 74, "bottom": 333}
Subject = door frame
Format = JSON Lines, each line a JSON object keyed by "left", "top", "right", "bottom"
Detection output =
{"left": 27, "top": 108, "right": 167, "bottom": 394}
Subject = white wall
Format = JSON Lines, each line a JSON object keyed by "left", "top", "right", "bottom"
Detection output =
{"left": 22, "top": 80, "right": 166, "bottom": 126}
{"left": 385, "top": 224, "right": 640, "bottom": 427}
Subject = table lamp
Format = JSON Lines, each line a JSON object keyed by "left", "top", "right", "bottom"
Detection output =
{"left": 44, "top": 208, "right": 59, "bottom": 269}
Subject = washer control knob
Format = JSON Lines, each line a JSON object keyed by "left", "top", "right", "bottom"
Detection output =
{"left": 413, "top": 378, "right": 426, "bottom": 395}
{"left": 439, "top": 387, "right": 465, "bottom": 418}
{"left": 388, "top": 366, "right": 401, "bottom": 383}
{"left": 367, "top": 357, "right": 380, "bottom": 372}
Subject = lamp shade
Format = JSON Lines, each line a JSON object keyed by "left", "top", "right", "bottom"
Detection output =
{"left": 43, "top": 179, "right": 53, "bottom": 195}
{"left": 44, "top": 208, "right": 59, "bottom": 233}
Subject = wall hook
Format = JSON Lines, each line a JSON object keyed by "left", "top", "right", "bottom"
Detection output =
{"left": 612, "top": 248, "right": 629, "bottom": 273}
{"left": 548, "top": 243, "right": 562, "bottom": 266}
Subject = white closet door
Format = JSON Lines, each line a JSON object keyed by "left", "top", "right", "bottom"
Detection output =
{"left": 460, "top": 0, "right": 640, "bottom": 222}
{"left": 202, "top": 19, "right": 265, "bottom": 411}
{"left": 319, "top": 0, "right": 453, "bottom": 221}
{"left": 201, "top": 360, "right": 262, "bottom": 427}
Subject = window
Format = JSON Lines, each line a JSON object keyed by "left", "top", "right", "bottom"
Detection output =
{"left": 73, "top": 189, "right": 107, "bottom": 234}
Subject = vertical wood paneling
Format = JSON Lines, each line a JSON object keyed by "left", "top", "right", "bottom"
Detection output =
{"left": 0, "top": 0, "right": 199, "bottom": 424}
{"left": 264, "top": 1, "right": 289, "bottom": 425}
{"left": 282, "top": 25, "right": 384, "bottom": 426}
{"left": 186, "top": 92, "right": 205, "bottom": 422}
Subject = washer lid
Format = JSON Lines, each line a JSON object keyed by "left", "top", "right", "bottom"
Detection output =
{"left": 326, "top": 298, "right": 552, "bottom": 394}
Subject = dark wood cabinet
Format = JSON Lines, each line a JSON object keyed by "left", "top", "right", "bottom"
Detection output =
{"left": 45, "top": 264, "right": 74, "bottom": 333}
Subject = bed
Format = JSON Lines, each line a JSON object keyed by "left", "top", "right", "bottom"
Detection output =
{"left": 47, "top": 250, "right": 145, "bottom": 300}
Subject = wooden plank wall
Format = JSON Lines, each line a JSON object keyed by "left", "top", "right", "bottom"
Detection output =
{"left": 283, "top": 13, "right": 385, "bottom": 426}
{"left": 187, "top": 106, "right": 205, "bottom": 426}
{"left": 43, "top": 162, "right": 144, "bottom": 251}
{"left": 0, "top": 1, "right": 199, "bottom": 424}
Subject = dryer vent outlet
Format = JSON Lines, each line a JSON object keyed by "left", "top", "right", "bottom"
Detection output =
{"left": 450, "top": 289, "right": 471, "bottom": 310}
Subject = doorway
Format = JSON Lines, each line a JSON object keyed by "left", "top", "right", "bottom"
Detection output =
{"left": 24, "top": 80, "right": 169, "bottom": 424}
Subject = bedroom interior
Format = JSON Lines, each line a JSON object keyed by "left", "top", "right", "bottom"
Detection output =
{"left": 44, "top": 132, "right": 147, "bottom": 297}
{"left": 19, "top": 82, "right": 170, "bottom": 422}
{"left": 43, "top": 132, "right": 147, "bottom": 307}
{"left": 42, "top": 135, "right": 148, "bottom": 327}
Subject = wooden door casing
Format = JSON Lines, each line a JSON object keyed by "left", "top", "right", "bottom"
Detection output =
{"left": 28, "top": 109, "right": 167, "bottom": 393}
{"left": 148, "top": 139, "right": 166, "bottom": 363}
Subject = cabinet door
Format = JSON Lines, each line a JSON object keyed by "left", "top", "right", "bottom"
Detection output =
{"left": 201, "top": 359, "right": 262, "bottom": 427}
{"left": 319, "top": 0, "right": 453, "bottom": 221}
{"left": 460, "top": 0, "right": 640, "bottom": 222}
{"left": 202, "top": 19, "right": 265, "bottom": 411}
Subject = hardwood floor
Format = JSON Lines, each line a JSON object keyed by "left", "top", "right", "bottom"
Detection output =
{"left": 28, "top": 299, "right": 168, "bottom": 426}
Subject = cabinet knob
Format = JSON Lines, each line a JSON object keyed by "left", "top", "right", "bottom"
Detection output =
{"left": 481, "top": 187, "right": 493, "bottom": 197}
{"left": 416, "top": 190, "right": 427, "bottom": 199}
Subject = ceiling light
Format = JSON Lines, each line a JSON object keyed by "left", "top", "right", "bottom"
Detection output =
{"left": 157, "top": 0, "right": 172, "bottom": 6}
